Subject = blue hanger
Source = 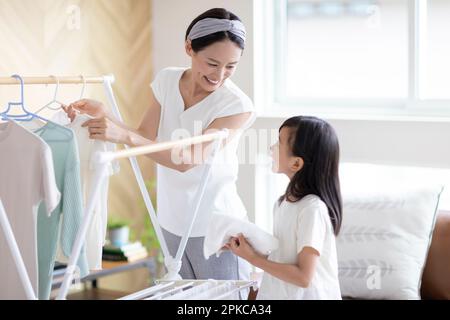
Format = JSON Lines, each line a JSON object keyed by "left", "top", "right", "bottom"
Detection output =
{"left": 0, "top": 74, "right": 48, "bottom": 122}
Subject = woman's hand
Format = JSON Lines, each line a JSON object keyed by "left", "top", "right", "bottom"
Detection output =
{"left": 226, "top": 233, "right": 259, "bottom": 263}
{"left": 63, "top": 99, "right": 109, "bottom": 122}
{"left": 81, "top": 117, "right": 128, "bottom": 144}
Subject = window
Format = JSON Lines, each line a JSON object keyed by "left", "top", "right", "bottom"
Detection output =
{"left": 282, "top": 0, "right": 408, "bottom": 100}
{"left": 257, "top": 0, "right": 450, "bottom": 116}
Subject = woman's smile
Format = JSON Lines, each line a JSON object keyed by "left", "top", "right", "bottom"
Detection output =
{"left": 203, "top": 75, "right": 220, "bottom": 86}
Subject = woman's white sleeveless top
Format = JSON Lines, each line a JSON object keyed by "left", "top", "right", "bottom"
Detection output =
{"left": 151, "top": 67, "right": 255, "bottom": 237}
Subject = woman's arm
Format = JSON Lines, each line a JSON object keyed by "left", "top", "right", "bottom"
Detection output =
{"left": 228, "top": 234, "right": 319, "bottom": 288}
{"left": 67, "top": 89, "right": 160, "bottom": 144}
{"left": 68, "top": 91, "right": 252, "bottom": 172}
{"left": 131, "top": 111, "right": 251, "bottom": 172}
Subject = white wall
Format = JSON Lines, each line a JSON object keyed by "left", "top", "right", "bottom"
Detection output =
{"left": 253, "top": 117, "right": 450, "bottom": 168}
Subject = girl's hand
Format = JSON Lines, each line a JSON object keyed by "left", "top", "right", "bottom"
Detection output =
{"left": 82, "top": 117, "right": 127, "bottom": 144}
{"left": 63, "top": 99, "right": 108, "bottom": 122}
{"left": 227, "top": 234, "right": 258, "bottom": 263}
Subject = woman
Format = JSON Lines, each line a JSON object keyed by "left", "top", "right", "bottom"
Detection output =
{"left": 64, "top": 8, "right": 255, "bottom": 280}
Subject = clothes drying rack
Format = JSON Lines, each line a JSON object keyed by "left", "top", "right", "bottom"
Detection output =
{"left": 57, "top": 128, "right": 228, "bottom": 300}
{"left": 0, "top": 75, "right": 255, "bottom": 300}
{"left": 119, "top": 279, "right": 257, "bottom": 300}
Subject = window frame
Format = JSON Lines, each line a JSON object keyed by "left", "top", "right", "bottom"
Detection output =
{"left": 255, "top": 0, "right": 450, "bottom": 119}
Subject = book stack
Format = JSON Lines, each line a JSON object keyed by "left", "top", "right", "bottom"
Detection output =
{"left": 102, "top": 241, "right": 148, "bottom": 262}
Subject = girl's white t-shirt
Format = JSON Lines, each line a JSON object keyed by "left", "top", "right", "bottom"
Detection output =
{"left": 151, "top": 67, "right": 255, "bottom": 237}
{"left": 257, "top": 195, "right": 342, "bottom": 300}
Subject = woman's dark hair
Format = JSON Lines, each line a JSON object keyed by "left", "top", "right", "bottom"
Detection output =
{"left": 279, "top": 116, "right": 342, "bottom": 235}
{"left": 185, "top": 8, "right": 245, "bottom": 52}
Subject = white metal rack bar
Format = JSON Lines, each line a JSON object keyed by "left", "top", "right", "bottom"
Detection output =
{"left": 0, "top": 76, "right": 104, "bottom": 85}
{"left": 144, "top": 281, "right": 194, "bottom": 300}
{"left": 118, "top": 282, "right": 175, "bottom": 300}
{"left": 103, "top": 78, "right": 199, "bottom": 279}
{"left": 118, "top": 279, "right": 257, "bottom": 300}
{"left": 103, "top": 82, "right": 172, "bottom": 264}
{"left": 154, "top": 280, "right": 257, "bottom": 300}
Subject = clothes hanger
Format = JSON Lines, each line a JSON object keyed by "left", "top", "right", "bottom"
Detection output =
{"left": 0, "top": 75, "right": 48, "bottom": 122}
{"left": 35, "top": 74, "right": 86, "bottom": 121}
{"left": 35, "top": 75, "right": 66, "bottom": 114}
{"left": 79, "top": 74, "right": 86, "bottom": 100}
{"left": 64, "top": 75, "right": 87, "bottom": 120}
{"left": 71, "top": 75, "right": 94, "bottom": 120}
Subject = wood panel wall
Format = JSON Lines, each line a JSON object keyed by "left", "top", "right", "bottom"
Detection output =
{"left": 0, "top": 0, "right": 156, "bottom": 291}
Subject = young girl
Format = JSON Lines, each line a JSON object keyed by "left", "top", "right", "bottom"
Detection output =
{"left": 228, "top": 116, "right": 343, "bottom": 300}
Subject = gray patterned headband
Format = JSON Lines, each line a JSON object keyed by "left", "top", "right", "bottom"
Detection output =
{"left": 187, "top": 18, "right": 246, "bottom": 43}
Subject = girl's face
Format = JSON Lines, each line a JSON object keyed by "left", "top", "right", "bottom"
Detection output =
{"left": 186, "top": 39, "right": 242, "bottom": 93}
{"left": 270, "top": 127, "right": 303, "bottom": 178}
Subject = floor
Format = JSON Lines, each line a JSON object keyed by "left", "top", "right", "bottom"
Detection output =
{"left": 67, "top": 288, "right": 128, "bottom": 300}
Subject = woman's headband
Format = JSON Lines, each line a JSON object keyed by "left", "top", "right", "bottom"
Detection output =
{"left": 187, "top": 18, "right": 246, "bottom": 43}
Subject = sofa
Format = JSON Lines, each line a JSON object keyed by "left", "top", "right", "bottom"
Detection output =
{"left": 420, "top": 210, "right": 450, "bottom": 299}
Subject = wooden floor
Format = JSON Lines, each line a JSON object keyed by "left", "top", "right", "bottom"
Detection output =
{"left": 67, "top": 288, "right": 128, "bottom": 300}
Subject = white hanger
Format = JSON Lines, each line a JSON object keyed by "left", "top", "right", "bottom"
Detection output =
{"left": 79, "top": 75, "right": 86, "bottom": 100}
{"left": 35, "top": 75, "right": 65, "bottom": 114}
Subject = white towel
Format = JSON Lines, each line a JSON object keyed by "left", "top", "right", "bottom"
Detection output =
{"left": 204, "top": 214, "right": 279, "bottom": 259}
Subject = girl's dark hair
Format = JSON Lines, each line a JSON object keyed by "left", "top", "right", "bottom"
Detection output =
{"left": 185, "top": 8, "right": 245, "bottom": 52}
{"left": 279, "top": 116, "right": 343, "bottom": 235}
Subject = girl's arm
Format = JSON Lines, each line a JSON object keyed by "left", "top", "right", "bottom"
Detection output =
{"left": 67, "top": 91, "right": 251, "bottom": 172}
{"left": 228, "top": 234, "right": 319, "bottom": 288}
